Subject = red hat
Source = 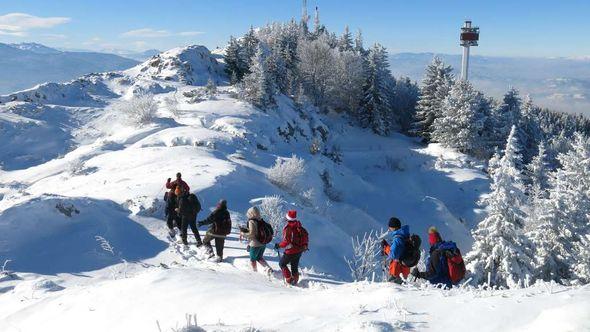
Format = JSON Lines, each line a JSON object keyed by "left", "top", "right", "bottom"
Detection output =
{"left": 286, "top": 210, "right": 297, "bottom": 221}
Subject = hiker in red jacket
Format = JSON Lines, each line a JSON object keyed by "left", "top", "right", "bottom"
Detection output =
{"left": 274, "top": 210, "right": 308, "bottom": 286}
{"left": 166, "top": 172, "right": 190, "bottom": 194}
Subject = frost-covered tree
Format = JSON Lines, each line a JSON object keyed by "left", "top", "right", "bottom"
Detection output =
{"left": 390, "top": 76, "right": 420, "bottom": 133}
{"left": 225, "top": 36, "right": 247, "bottom": 82}
{"left": 205, "top": 78, "right": 217, "bottom": 99}
{"left": 354, "top": 29, "right": 366, "bottom": 56}
{"left": 345, "top": 231, "right": 380, "bottom": 282}
{"left": 242, "top": 45, "right": 276, "bottom": 108}
{"left": 359, "top": 43, "right": 393, "bottom": 135}
{"left": 528, "top": 133, "right": 590, "bottom": 284}
{"left": 412, "top": 57, "right": 454, "bottom": 141}
{"left": 333, "top": 50, "right": 365, "bottom": 114}
{"left": 297, "top": 35, "right": 337, "bottom": 110}
{"left": 241, "top": 26, "right": 259, "bottom": 69}
{"left": 466, "top": 126, "right": 535, "bottom": 288}
{"left": 338, "top": 25, "right": 354, "bottom": 52}
{"left": 431, "top": 80, "right": 489, "bottom": 157}
{"left": 488, "top": 88, "right": 523, "bottom": 151}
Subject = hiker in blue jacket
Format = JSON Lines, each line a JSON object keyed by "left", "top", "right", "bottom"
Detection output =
{"left": 382, "top": 218, "right": 411, "bottom": 283}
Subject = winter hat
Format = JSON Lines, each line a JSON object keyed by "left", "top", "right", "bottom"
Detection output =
{"left": 428, "top": 226, "right": 442, "bottom": 246}
{"left": 217, "top": 199, "right": 227, "bottom": 209}
{"left": 247, "top": 206, "right": 261, "bottom": 220}
{"left": 388, "top": 217, "right": 401, "bottom": 229}
{"left": 286, "top": 210, "right": 297, "bottom": 221}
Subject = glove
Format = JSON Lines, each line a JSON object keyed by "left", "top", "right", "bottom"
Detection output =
{"left": 246, "top": 245, "right": 250, "bottom": 252}
{"left": 274, "top": 243, "right": 280, "bottom": 250}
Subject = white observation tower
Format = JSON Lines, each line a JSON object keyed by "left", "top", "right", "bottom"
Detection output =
{"left": 460, "top": 20, "right": 479, "bottom": 81}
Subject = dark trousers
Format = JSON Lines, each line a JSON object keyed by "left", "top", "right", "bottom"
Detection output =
{"left": 203, "top": 233, "right": 225, "bottom": 258}
{"left": 181, "top": 215, "right": 202, "bottom": 245}
{"left": 166, "top": 212, "right": 181, "bottom": 230}
{"left": 279, "top": 252, "right": 302, "bottom": 280}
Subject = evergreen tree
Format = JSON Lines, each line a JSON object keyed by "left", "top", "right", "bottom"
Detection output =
{"left": 466, "top": 126, "right": 535, "bottom": 288}
{"left": 354, "top": 29, "right": 366, "bottom": 56}
{"left": 225, "top": 36, "right": 247, "bottom": 82}
{"left": 241, "top": 26, "right": 260, "bottom": 70}
{"left": 360, "top": 44, "right": 392, "bottom": 135}
{"left": 205, "top": 77, "right": 217, "bottom": 98}
{"left": 242, "top": 45, "right": 276, "bottom": 108}
{"left": 338, "top": 25, "right": 354, "bottom": 52}
{"left": 431, "top": 80, "right": 489, "bottom": 157}
{"left": 528, "top": 133, "right": 590, "bottom": 284}
{"left": 489, "top": 88, "right": 522, "bottom": 151}
{"left": 412, "top": 57, "right": 454, "bottom": 142}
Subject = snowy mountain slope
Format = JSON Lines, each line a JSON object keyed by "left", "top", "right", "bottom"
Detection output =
{"left": 2, "top": 44, "right": 586, "bottom": 331}
{"left": 125, "top": 45, "right": 226, "bottom": 86}
{"left": 0, "top": 42, "right": 138, "bottom": 95}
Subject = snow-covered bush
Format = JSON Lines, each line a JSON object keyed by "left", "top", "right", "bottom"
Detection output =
{"left": 163, "top": 94, "right": 181, "bottom": 118}
{"left": 120, "top": 93, "right": 158, "bottom": 125}
{"left": 205, "top": 78, "right": 217, "bottom": 99}
{"left": 259, "top": 195, "right": 285, "bottom": 235}
{"left": 345, "top": 231, "right": 380, "bottom": 282}
{"left": 267, "top": 155, "right": 306, "bottom": 193}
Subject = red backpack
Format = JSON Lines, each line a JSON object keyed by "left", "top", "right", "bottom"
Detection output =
{"left": 291, "top": 224, "right": 309, "bottom": 250}
{"left": 439, "top": 241, "right": 466, "bottom": 284}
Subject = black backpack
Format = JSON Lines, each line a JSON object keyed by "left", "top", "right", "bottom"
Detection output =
{"left": 255, "top": 218, "right": 274, "bottom": 244}
{"left": 215, "top": 211, "right": 232, "bottom": 236}
{"left": 187, "top": 193, "right": 201, "bottom": 215}
{"left": 400, "top": 234, "right": 422, "bottom": 267}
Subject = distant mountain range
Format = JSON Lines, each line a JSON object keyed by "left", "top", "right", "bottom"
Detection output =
{"left": 389, "top": 52, "right": 590, "bottom": 115}
{"left": 0, "top": 43, "right": 140, "bottom": 95}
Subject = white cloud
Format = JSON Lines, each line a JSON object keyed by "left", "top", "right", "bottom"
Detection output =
{"left": 178, "top": 31, "right": 204, "bottom": 36}
{"left": 43, "top": 33, "right": 67, "bottom": 40}
{"left": 121, "top": 28, "right": 171, "bottom": 38}
{"left": 0, "top": 13, "right": 70, "bottom": 36}
{"left": 121, "top": 28, "right": 204, "bottom": 38}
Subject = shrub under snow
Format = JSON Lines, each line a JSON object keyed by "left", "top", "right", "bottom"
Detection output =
{"left": 345, "top": 231, "right": 380, "bottom": 282}
{"left": 120, "top": 93, "right": 158, "bottom": 126}
{"left": 267, "top": 155, "right": 306, "bottom": 193}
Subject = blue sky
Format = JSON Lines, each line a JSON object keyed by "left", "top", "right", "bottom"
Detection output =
{"left": 0, "top": 0, "right": 589, "bottom": 57}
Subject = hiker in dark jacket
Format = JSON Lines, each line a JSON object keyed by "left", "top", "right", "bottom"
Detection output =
{"left": 198, "top": 199, "right": 231, "bottom": 262}
{"left": 240, "top": 206, "right": 272, "bottom": 273}
{"left": 382, "top": 217, "right": 410, "bottom": 284}
{"left": 275, "top": 210, "right": 306, "bottom": 286}
{"left": 177, "top": 189, "right": 203, "bottom": 247}
{"left": 411, "top": 227, "right": 453, "bottom": 288}
{"left": 165, "top": 186, "right": 181, "bottom": 238}
{"left": 166, "top": 172, "right": 190, "bottom": 195}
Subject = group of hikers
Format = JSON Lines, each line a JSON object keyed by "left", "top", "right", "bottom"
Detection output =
{"left": 163, "top": 172, "right": 464, "bottom": 288}
{"left": 164, "top": 173, "right": 308, "bottom": 285}
{"left": 383, "top": 217, "right": 466, "bottom": 288}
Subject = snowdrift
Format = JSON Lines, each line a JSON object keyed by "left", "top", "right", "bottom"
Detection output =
{"left": 0, "top": 195, "right": 167, "bottom": 274}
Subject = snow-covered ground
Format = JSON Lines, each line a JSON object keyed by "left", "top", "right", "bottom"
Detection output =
{"left": 0, "top": 45, "right": 588, "bottom": 331}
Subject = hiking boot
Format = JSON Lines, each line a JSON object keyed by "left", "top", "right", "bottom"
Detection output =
{"left": 168, "top": 229, "right": 176, "bottom": 238}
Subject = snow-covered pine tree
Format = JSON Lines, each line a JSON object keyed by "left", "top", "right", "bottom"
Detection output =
{"left": 360, "top": 43, "right": 393, "bottom": 135}
{"left": 524, "top": 142, "right": 549, "bottom": 235}
{"left": 519, "top": 95, "right": 544, "bottom": 162}
{"left": 241, "top": 26, "right": 259, "bottom": 70}
{"left": 528, "top": 133, "right": 590, "bottom": 284}
{"left": 389, "top": 76, "right": 420, "bottom": 133}
{"left": 466, "top": 126, "right": 535, "bottom": 288}
{"left": 205, "top": 78, "right": 217, "bottom": 99}
{"left": 242, "top": 45, "right": 276, "bottom": 108}
{"left": 354, "top": 29, "right": 366, "bottom": 56}
{"left": 225, "top": 36, "right": 246, "bottom": 82}
{"left": 266, "top": 42, "right": 289, "bottom": 94}
{"left": 431, "top": 80, "right": 488, "bottom": 157}
{"left": 489, "top": 87, "right": 522, "bottom": 152}
{"left": 338, "top": 25, "right": 354, "bottom": 52}
{"left": 412, "top": 56, "right": 454, "bottom": 142}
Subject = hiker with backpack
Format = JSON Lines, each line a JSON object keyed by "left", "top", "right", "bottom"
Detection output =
{"left": 239, "top": 207, "right": 273, "bottom": 273}
{"left": 411, "top": 227, "right": 466, "bottom": 289}
{"left": 165, "top": 185, "right": 182, "bottom": 238}
{"left": 274, "top": 210, "right": 308, "bottom": 286}
{"left": 382, "top": 217, "right": 421, "bottom": 284}
{"left": 177, "top": 188, "right": 203, "bottom": 247}
{"left": 198, "top": 199, "right": 232, "bottom": 262}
